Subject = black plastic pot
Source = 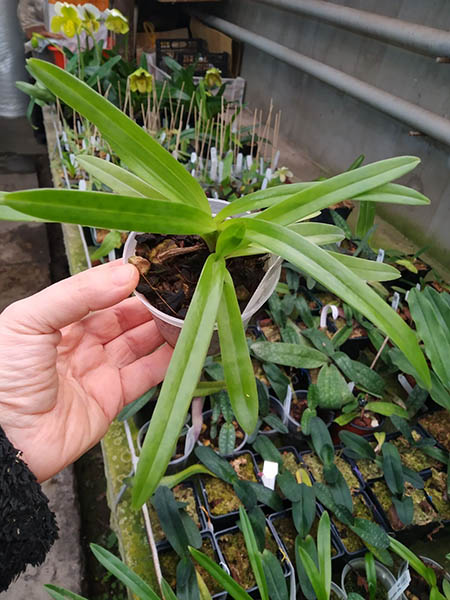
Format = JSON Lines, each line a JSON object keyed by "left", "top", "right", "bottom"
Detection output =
{"left": 216, "top": 523, "right": 292, "bottom": 597}
{"left": 198, "top": 450, "right": 261, "bottom": 531}
{"left": 311, "top": 205, "right": 352, "bottom": 226}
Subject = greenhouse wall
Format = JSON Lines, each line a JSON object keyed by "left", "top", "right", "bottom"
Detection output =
{"left": 210, "top": 0, "right": 450, "bottom": 265}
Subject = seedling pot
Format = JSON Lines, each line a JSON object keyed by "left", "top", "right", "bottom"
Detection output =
{"left": 137, "top": 416, "right": 194, "bottom": 474}
{"left": 259, "top": 395, "right": 289, "bottom": 437}
{"left": 341, "top": 557, "right": 396, "bottom": 599}
{"left": 198, "top": 409, "right": 248, "bottom": 457}
{"left": 286, "top": 389, "right": 334, "bottom": 435}
{"left": 123, "top": 199, "right": 282, "bottom": 349}
{"left": 398, "top": 556, "right": 450, "bottom": 600}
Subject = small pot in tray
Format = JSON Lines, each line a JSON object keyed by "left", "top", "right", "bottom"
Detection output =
{"left": 259, "top": 396, "right": 289, "bottom": 437}
{"left": 299, "top": 449, "right": 363, "bottom": 493}
{"left": 158, "top": 531, "right": 227, "bottom": 599}
{"left": 286, "top": 389, "right": 334, "bottom": 435}
{"left": 198, "top": 450, "right": 260, "bottom": 531}
{"left": 216, "top": 523, "right": 292, "bottom": 596}
{"left": 197, "top": 409, "right": 248, "bottom": 457}
{"left": 399, "top": 556, "right": 450, "bottom": 600}
{"left": 341, "top": 557, "right": 396, "bottom": 600}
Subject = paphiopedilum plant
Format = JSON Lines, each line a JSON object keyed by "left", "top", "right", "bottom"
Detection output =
{"left": 1, "top": 59, "right": 432, "bottom": 509}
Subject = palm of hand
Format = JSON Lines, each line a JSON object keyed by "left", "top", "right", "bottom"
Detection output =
{"left": 0, "top": 262, "right": 172, "bottom": 482}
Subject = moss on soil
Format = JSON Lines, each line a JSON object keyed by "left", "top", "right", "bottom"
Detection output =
{"left": 302, "top": 452, "right": 360, "bottom": 491}
{"left": 419, "top": 411, "right": 450, "bottom": 452}
{"left": 424, "top": 468, "right": 450, "bottom": 520}
{"left": 371, "top": 480, "right": 437, "bottom": 529}
{"left": 148, "top": 484, "right": 200, "bottom": 543}
{"left": 204, "top": 453, "right": 257, "bottom": 516}
{"left": 273, "top": 514, "right": 337, "bottom": 564}
{"left": 392, "top": 435, "right": 444, "bottom": 472}
{"left": 219, "top": 529, "right": 279, "bottom": 589}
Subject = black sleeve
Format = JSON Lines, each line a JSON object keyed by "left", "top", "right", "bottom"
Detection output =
{"left": 0, "top": 426, "right": 59, "bottom": 592}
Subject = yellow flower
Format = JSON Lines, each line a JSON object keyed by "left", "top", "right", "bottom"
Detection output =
{"left": 129, "top": 68, "right": 153, "bottom": 94}
{"left": 204, "top": 67, "right": 222, "bottom": 89}
{"left": 51, "top": 2, "right": 82, "bottom": 38}
{"left": 79, "top": 4, "right": 100, "bottom": 34}
{"left": 275, "top": 166, "right": 293, "bottom": 183}
{"left": 104, "top": 8, "right": 129, "bottom": 35}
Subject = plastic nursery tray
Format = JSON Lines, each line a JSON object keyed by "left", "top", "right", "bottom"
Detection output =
{"left": 197, "top": 450, "right": 261, "bottom": 532}
{"left": 157, "top": 531, "right": 227, "bottom": 599}
{"left": 365, "top": 472, "right": 441, "bottom": 543}
{"left": 215, "top": 523, "right": 292, "bottom": 598}
{"left": 317, "top": 490, "right": 390, "bottom": 557}
{"left": 298, "top": 449, "right": 364, "bottom": 493}
{"left": 253, "top": 445, "right": 299, "bottom": 506}
{"left": 268, "top": 508, "right": 344, "bottom": 565}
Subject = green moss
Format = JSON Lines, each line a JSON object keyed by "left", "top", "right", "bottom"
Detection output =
{"left": 273, "top": 515, "right": 337, "bottom": 564}
{"left": 204, "top": 453, "right": 257, "bottom": 516}
{"left": 332, "top": 495, "right": 372, "bottom": 553}
{"left": 219, "top": 529, "right": 279, "bottom": 589}
{"left": 282, "top": 451, "right": 299, "bottom": 476}
{"left": 148, "top": 484, "right": 200, "bottom": 543}
{"left": 424, "top": 469, "right": 450, "bottom": 520}
{"left": 371, "top": 480, "right": 437, "bottom": 529}
{"left": 302, "top": 452, "right": 360, "bottom": 491}
{"left": 392, "top": 435, "right": 443, "bottom": 472}
{"left": 419, "top": 412, "right": 450, "bottom": 453}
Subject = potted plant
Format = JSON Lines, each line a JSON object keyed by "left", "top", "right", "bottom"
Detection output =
{"left": 1, "top": 59, "right": 432, "bottom": 511}
{"left": 341, "top": 553, "right": 397, "bottom": 600}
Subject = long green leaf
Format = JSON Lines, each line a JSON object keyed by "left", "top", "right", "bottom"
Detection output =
{"left": 27, "top": 58, "right": 208, "bottom": 210}
{"left": 77, "top": 155, "right": 166, "bottom": 199}
{"left": 90, "top": 543, "right": 161, "bottom": 600}
{"left": 356, "top": 203, "right": 376, "bottom": 238}
{"left": 388, "top": 537, "right": 437, "bottom": 587}
{"left": 317, "top": 512, "right": 331, "bottom": 600}
{"left": 261, "top": 550, "right": 289, "bottom": 600}
{"left": 217, "top": 269, "right": 258, "bottom": 433}
{"left": 0, "top": 201, "right": 47, "bottom": 222}
{"left": 189, "top": 547, "right": 252, "bottom": 600}
{"left": 327, "top": 251, "right": 400, "bottom": 282}
{"left": 255, "top": 157, "right": 421, "bottom": 226}
{"left": 239, "top": 507, "right": 269, "bottom": 600}
{"left": 296, "top": 540, "right": 327, "bottom": 600}
{"left": 288, "top": 222, "right": 345, "bottom": 245}
{"left": 3, "top": 189, "right": 215, "bottom": 235}
{"left": 161, "top": 579, "right": 178, "bottom": 600}
{"left": 193, "top": 380, "right": 227, "bottom": 396}
{"left": 352, "top": 183, "right": 430, "bottom": 206}
{"left": 409, "top": 288, "right": 450, "bottom": 389}
{"left": 251, "top": 341, "right": 329, "bottom": 368}
{"left": 132, "top": 255, "right": 225, "bottom": 508}
{"left": 44, "top": 585, "right": 88, "bottom": 600}
{"left": 240, "top": 219, "right": 430, "bottom": 388}
{"left": 382, "top": 443, "right": 404, "bottom": 496}
{"left": 160, "top": 464, "right": 216, "bottom": 489}
{"left": 365, "top": 401, "right": 409, "bottom": 419}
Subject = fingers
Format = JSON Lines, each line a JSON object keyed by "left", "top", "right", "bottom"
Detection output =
{"left": 104, "top": 318, "right": 165, "bottom": 368}
{"left": 4, "top": 260, "right": 139, "bottom": 334}
{"left": 120, "top": 343, "right": 173, "bottom": 404}
{"left": 80, "top": 297, "right": 153, "bottom": 344}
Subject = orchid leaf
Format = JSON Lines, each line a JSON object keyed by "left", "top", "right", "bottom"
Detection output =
{"left": 239, "top": 507, "right": 269, "bottom": 600}
{"left": 327, "top": 252, "right": 400, "bottom": 282}
{"left": 132, "top": 255, "right": 225, "bottom": 508}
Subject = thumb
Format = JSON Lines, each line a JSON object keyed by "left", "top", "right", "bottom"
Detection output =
{"left": 2, "top": 260, "right": 139, "bottom": 333}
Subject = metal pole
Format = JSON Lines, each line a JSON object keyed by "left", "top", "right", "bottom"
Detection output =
{"left": 188, "top": 10, "right": 450, "bottom": 148}
{"left": 248, "top": 0, "right": 450, "bottom": 59}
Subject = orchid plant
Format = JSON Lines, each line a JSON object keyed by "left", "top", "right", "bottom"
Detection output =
{"left": 1, "top": 59, "right": 432, "bottom": 509}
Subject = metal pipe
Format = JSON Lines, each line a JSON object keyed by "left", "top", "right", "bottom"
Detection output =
{"left": 188, "top": 10, "right": 450, "bottom": 148}
{"left": 248, "top": 0, "right": 450, "bottom": 59}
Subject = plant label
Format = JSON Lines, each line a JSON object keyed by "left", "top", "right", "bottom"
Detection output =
{"left": 78, "top": 179, "right": 86, "bottom": 191}
{"left": 388, "top": 565, "right": 411, "bottom": 600}
{"left": 261, "top": 460, "right": 279, "bottom": 490}
{"left": 377, "top": 249, "right": 385, "bottom": 262}
{"left": 391, "top": 292, "right": 400, "bottom": 310}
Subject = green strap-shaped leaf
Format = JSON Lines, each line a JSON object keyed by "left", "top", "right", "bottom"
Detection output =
{"left": 239, "top": 507, "right": 269, "bottom": 600}
{"left": 255, "top": 157, "right": 422, "bottom": 226}
{"left": 289, "top": 222, "right": 345, "bottom": 245}
{"left": 317, "top": 512, "right": 331, "bottom": 600}
{"left": 261, "top": 550, "right": 289, "bottom": 600}
{"left": 27, "top": 58, "right": 208, "bottom": 211}
{"left": 251, "top": 341, "right": 329, "bottom": 369}
{"left": 382, "top": 442, "right": 404, "bottom": 496}
{"left": 240, "top": 218, "right": 430, "bottom": 388}
{"left": 189, "top": 547, "right": 252, "bottom": 600}
{"left": 160, "top": 464, "right": 216, "bottom": 489}
{"left": 365, "top": 401, "right": 409, "bottom": 419}
{"left": 90, "top": 543, "right": 161, "bottom": 600}
{"left": 389, "top": 537, "right": 437, "bottom": 587}
{"left": 132, "top": 255, "right": 225, "bottom": 508}
{"left": 77, "top": 155, "right": 166, "bottom": 199}
{"left": 3, "top": 189, "right": 215, "bottom": 235}
{"left": 327, "top": 251, "right": 400, "bottom": 282}
{"left": 161, "top": 579, "right": 179, "bottom": 600}
{"left": 356, "top": 202, "right": 376, "bottom": 238}
{"left": 217, "top": 269, "right": 258, "bottom": 433}
{"left": 91, "top": 230, "right": 122, "bottom": 261}
{"left": 352, "top": 183, "right": 430, "bottom": 206}
{"left": 296, "top": 538, "right": 327, "bottom": 600}
{"left": 44, "top": 585, "right": 88, "bottom": 600}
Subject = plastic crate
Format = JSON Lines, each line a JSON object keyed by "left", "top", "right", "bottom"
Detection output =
{"left": 156, "top": 38, "right": 206, "bottom": 70}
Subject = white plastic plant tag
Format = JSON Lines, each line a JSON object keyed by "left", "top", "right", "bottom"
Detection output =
{"left": 105, "top": 153, "right": 110, "bottom": 162}
{"left": 377, "top": 248, "right": 385, "bottom": 263}
{"left": 260, "top": 157, "right": 264, "bottom": 174}
{"left": 398, "top": 374, "right": 413, "bottom": 395}
{"left": 272, "top": 150, "right": 280, "bottom": 171}
{"left": 236, "top": 153, "right": 243, "bottom": 174}
{"left": 405, "top": 290, "right": 410, "bottom": 301}
{"left": 388, "top": 564, "right": 411, "bottom": 600}
{"left": 391, "top": 292, "right": 400, "bottom": 310}
{"left": 90, "top": 135, "right": 96, "bottom": 146}
{"left": 246, "top": 155, "right": 253, "bottom": 170}
{"left": 320, "top": 304, "right": 339, "bottom": 328}
{"left": 347, "top": 381, "right": 355, "bottom": 393}
{"left": 218, "top": 161, "right": 224, "bottom": 182}
{"left": 190, "top": 151, "right": 197, "bottom": 164}
{"left": 62, "top": 131, "right": 68, "bottom": 142}
{"left": 78, "top": 179, "right": 86, "bottom": 191}
{"left": 69, "top": 153, "right": 77, "bottom": 166}
{"left": 191, "top": 168, "right": 196, "bottom": 177}
{"left": 261, "top": 461, "right": 279, "bottom": 490}
{"left": 265, "top": 167, "right": 272, "bottom": 181}
{"left": 210, "top": 147, "right": 217, "bottom": 160}
{"left": 261, "top": 177, "right": 268, "bottom": 190}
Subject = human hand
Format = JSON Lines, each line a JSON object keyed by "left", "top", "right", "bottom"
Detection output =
{"left": 0, "top": 261, "right": 173, "bottom": 482}
{"left": 25, "top": 25, "right": 65, "bottom": 40}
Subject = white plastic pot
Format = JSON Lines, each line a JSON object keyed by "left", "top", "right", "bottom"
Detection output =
{"left": 197, "top": 409, "right": 248, "bottom": 458}
{"left": 260, "top": 395, "right": 289, "bottom": 437}
{"left": 123, "top": 199, "right": 282, "bottom": 349}
{"left": 342, "top": 558, "right": 396, "bottom": 598}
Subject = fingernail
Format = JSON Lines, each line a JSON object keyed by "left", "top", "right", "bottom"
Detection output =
{"left": 111, "top": 264, "right": 137, "bottom": 286}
